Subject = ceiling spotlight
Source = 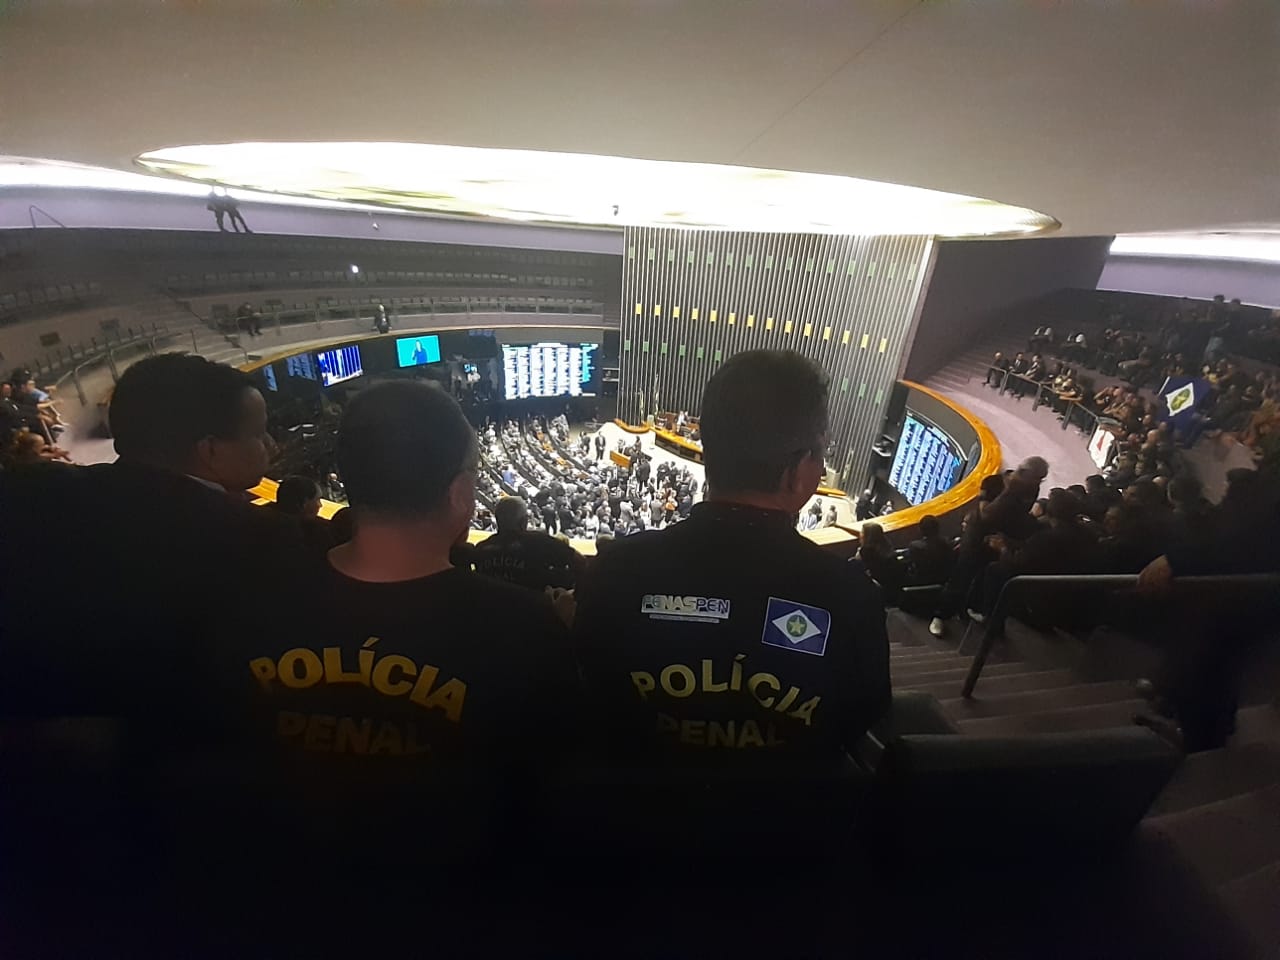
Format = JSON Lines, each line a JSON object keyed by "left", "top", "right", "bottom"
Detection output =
{"left": 350, "top": 264, "right": 360, "bottom": 274}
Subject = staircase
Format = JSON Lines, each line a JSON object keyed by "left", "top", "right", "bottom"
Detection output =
{"left": 922, "top": 327, "right": 1016, "bottom": 397}
{"left": 888, "top": 610, "right": 1280, "bottom": 957}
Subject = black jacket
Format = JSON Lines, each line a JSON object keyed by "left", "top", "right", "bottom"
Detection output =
{"left": 0, "top": 460, "right": 308, "bottom": 722}
{"left": 572, "top": 502, "right": 890, "bottom": 759}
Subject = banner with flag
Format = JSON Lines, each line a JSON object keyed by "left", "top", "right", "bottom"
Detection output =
{"left": 1157, "top": 376, "right": 1211, "bottom": 427}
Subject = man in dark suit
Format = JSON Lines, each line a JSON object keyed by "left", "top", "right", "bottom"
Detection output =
{"left": 0, "top": 354, "right": 304, "bottom": 723}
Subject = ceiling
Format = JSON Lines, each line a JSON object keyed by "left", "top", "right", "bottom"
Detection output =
{"left": 0, "top": 0, "right": 1275, "bottom": 238}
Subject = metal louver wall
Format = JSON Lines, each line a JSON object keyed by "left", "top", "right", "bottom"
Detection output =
{"left": 619, "top": 227, "right": 934, "bottom": 488}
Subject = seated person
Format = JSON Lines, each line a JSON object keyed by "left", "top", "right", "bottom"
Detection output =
{"left": 906, "top": 515, "right": 955, "bottom": 586}
{"left": 1008, "top": 352, "right": 1028, "bottom": 375}
{"left": 1011, "top": 355, "right": 1046, "bottom": 396}
{"left": 15, "top": 375, "right": 67, "bottom": 429}
{"left": 985, "top": 351, "right": 1010, "bottom": 386}
{"left": 1084, "top": 474, "right": 1121, "bottom": 521}
{"left": 1, "top": 428, "right": 72, "bottom": 467}
{"left": 235, "top": 302, "right": 262, "bottom": 337}
{"left": 1053, "top": 369, "right": 1083, "bottom": 416}
{"left": 975, "top": 490, "right": 1099, "bottom": 621}
{"left": 573, "top": 350, "right": 890, "bottom": 759}
{"left": 854, "top": 521, "right": 904, "bottom": 602}
{"left": 273, "top": 475, "right": 322, "bottom": 518}
{"left": 9, "top": 381, "right": 56, "bottom": 442}
{"left": 472, "top": 496, "right": 584, "bottom": 592}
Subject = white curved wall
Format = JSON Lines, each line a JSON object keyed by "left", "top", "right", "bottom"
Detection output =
{"left": 1099, "top": 255, "right": 1280, "bottom": 309}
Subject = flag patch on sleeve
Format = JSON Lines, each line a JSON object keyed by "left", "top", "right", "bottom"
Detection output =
{"left": 761, "top": 597, "right": 831, "bottom": 657}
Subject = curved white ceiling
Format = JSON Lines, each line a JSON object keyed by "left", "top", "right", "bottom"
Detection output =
{"left": 135, "top": 141, "right": 1057, "bottom": 238}
{"left": 0, "top": 0, "right": 1276, "bottom": 237}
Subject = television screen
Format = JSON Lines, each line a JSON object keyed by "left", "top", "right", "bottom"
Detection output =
{"left": 501, "top": 342, "right": 599, "bottom": 400}
{"left": 888, "top": 412, "right": 963, "bottom": 506}
{"left": 261, "top": 364, "right": 278, "bottom": 392}
{"left": 316, "top": 344, "right": 364, "bottom": 387}
{"left": 395, "top": 335, "right": 441, "bottom": 368}
{"left": 286, "top": 353, "right": 317, "bottom": 381}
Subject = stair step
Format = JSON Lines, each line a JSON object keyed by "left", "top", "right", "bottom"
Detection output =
{"left": 888, "top": 649, "right": 965, "bottom": 665}
{"left": 1150, "top": 741, "right": 1280, "bottom": 816}
{"left": 894, "top": 667, "right": 1079, "bottom": 701}
{"left": 940, "top": 680, "right": 1138, "bottom": 720}
{"left": 890, "top": 660, "right": 1031, "bottom": 685}
{"left": 1144, "top": 785, "right": 1280, "bottom": 888}
{"left": 1218, "top": 861, "right": 1280, "bottom": 959}
{"left": 955, "top": 698, "right": 1149, "bottom": 736}
{"left": 1233, "top": 703, "right": 1280, "bottom": 747}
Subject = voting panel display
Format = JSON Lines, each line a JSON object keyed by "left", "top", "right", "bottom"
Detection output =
{"left": 888, "top": 412, "right": 963, "bottom": 506}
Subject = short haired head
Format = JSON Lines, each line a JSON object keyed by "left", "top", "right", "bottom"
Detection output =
{"left": 110, "top": 354, "right": 270, "bottom": 490}
{"left": 859, "top": 521, "right": 888, "bottom": 551}
{"left": 337, "top": 381, "right": 478, "bottom": 533}
{"left": 918, "top": 515, "right": 940, "bottom": 539}
{"left": 1085, "top": 474, "right": 1106, "bottom": 493}
{"left": 1018, "top": 456, "right": 1050, "bottom": 483}
{"left": 980, "top": 473, "right": 1006, "bottom": 502}
{"left": 494, "top": 496, "right": 529, "bottom": 533}
{"left": 699, "top": 350, "right": 829, "bottom": 510}
{"left": 1046, "top": 489, "right": 1081, "bottom": 523}
{"left": 275, "top": 475, "right": 321, "bottom": 516}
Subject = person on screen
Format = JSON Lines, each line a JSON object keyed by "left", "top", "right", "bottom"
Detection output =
{"left": 412, "top": 340, "right": 430, "bottom": 366}
{"left": 573, "top": 349, "right": 890, "bottom": 759}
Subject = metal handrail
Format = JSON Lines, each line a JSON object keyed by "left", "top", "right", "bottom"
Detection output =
{"left": 53, "top": 322, "right": 171, "bottom": 405}
{"left": 961, "top": 573, "right": 1280, "bottom": 698}
{"left": 28, "top": 204, "right": 68, "bottom": 229}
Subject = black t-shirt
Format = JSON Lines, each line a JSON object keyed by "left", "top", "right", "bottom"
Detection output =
{"left": 572, "top": 502, "right": 890, "bottom": 759}
{"left": 220, "top": 563, "right": 578, "bottom": 769}
{"left": 471, "top": 530, "right": 580, "bottom": 591}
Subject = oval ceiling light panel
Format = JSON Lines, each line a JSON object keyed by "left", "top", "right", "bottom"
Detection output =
{"left": 137, "top": 142, "right": 1058, "bottom": 239}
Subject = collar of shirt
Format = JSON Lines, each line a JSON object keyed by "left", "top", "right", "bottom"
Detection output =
{"left": 185, "top": 474, "right": 227, "bottom": 493}
{"left": 690, "top": 500, "right": 797, "bottom": 531}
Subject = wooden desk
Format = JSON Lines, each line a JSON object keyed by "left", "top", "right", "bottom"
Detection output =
{"left": 653, "top": 427, "right": 704, "bottom": 464}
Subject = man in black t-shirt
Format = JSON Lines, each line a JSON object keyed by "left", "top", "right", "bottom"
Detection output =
{"left": 472, "top": 496, "right": 584, "bottom": 592}
{"left": 573, "top": 350, "right": 890, "bottom": 759}
{"left": 225, "top": 381, "right": 578, "bottom": 770}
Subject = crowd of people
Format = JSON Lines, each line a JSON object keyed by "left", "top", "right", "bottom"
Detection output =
{"left": 998, "top": 294, "right": 1280, "bottom": 462}
{"left": 469, "top": 415, "right": 701, "bottom": 542}
{"left": 0, "top": 365, "right": 74, "bottom": 469}
{"left": 0, "top": 350, "right": 895, "bottom": 804}
{"left": 0, "top": 339, "right": 1277, "bottom": 946}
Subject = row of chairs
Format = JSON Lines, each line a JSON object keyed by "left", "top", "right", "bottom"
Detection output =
{"left": 0, "top": 280, "right": 104, "bottom": 326}
{"left": 165, "top": 267, "right": 596, "bottom": 297}
{"left": 207, "top": 293, "right": 607, "bottom": 335}
{"left": 25, "top": 321, "right": 176, "bottom": 404}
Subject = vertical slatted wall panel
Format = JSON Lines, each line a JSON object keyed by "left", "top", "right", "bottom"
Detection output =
{"left": 619, "top": 227, "right": 933, "bottom": 489}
